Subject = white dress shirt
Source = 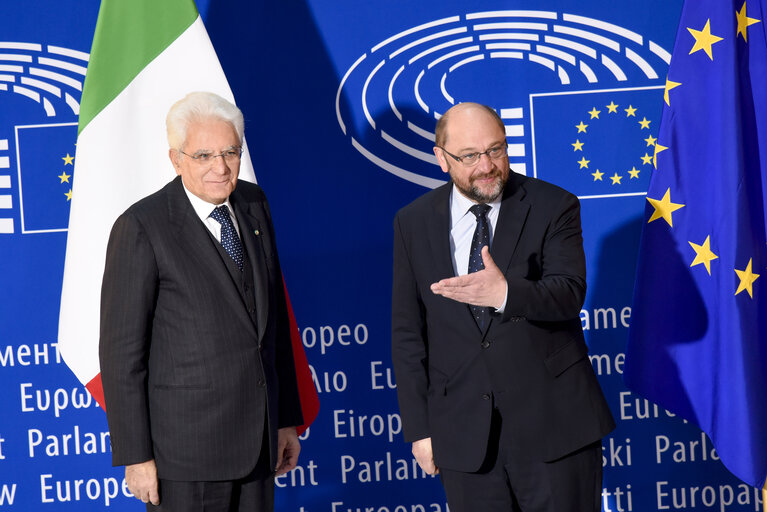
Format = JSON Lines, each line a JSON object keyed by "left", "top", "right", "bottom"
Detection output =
{"left": 449, "top": 185, "right": 507, "bottom": 312}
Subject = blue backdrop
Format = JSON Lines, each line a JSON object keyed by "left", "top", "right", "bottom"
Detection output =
{"left": 1, "top": 1, "right": 763, "bottom": 510}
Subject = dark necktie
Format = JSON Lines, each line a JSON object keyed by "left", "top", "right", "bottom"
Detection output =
{"left": 209, "top": 205, "right": 244, "bottom": 270}
{"left": 468, "top": 204, "right": 491, "bottom": 329}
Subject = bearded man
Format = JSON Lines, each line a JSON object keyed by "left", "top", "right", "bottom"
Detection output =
{"left": 391, "top": 102, "right": 614, "bottom": 512}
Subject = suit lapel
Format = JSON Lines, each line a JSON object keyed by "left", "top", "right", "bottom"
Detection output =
{"left": 491, "top": 172, "right": 531, "bottom": 275}
{"left": 167, "top": 177, "right": 233, "bottom": 287}
{"left": 167, "top": 177, "right": 258, "bottom": 339}
{"left": 475, "top": 173, "right": 530, "bottom": 335}
{"left": 231, "top": 191, "right": 269, "bottom": 343}
{"left": 426, "top": 183, "right": 456, "bottom": 280}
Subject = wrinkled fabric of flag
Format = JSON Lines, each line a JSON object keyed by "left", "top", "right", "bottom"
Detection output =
{"left": 625, "top": 0, "right": 767, "bottom": 489}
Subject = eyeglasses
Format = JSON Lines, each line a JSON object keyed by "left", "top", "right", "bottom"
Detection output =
{"left": 179, "top": 147, "right": 243, "bottom": 164}
{"left": 438, "top": 143, "right": 508, "bottom": 166}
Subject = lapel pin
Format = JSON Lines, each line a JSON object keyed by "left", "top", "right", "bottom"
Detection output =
{"left": 253, "top": 229, "right": 260, "bottom": 236}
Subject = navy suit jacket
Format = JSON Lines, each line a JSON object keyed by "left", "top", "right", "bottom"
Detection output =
{"left": 99, "top": 176, "right": 302, "bottom": 481}
{"left": 391, "top": 172, "right": 615, "bottom": 472}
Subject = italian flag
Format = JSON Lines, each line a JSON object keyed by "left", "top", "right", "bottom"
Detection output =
{"left": 59, "top": 0, "right": 318, "bottom": 433}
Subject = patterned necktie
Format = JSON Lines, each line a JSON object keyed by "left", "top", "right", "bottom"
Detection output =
{"left": 468, "top": 204, "right": 491, "bottom": 329}
{"left": 209, "top": 205, "right": 244, "bottom": 270}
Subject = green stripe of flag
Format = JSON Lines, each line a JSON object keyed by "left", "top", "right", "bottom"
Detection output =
{"left": 78, "top": 0, "right": 198, "bottom": 134}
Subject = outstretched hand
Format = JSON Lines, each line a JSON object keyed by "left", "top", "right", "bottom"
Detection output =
{"left": 430, "top": 246, "right": 506, "bottom": 308}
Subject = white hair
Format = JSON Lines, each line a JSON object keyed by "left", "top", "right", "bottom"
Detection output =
{"left": 166, "top": 91, "right": 244, "bottom": 149}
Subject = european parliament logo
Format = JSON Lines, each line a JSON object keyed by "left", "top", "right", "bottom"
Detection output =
{"left": 335, "top": 9, "right": 669, "bottom": 198}
{"left": 0, "top": 41, "right": 88, "bottom": 234}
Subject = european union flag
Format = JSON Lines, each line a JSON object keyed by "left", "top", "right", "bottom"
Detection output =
{"left": 532, "top": 88, "right": 662, "bottom": 198}
{"left": 16, "top": 123, "right": 78, "bottom": 233}
{"left": 625, "top": 0, "right": 767, "bottom": 488}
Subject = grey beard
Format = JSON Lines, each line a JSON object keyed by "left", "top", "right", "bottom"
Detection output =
{"left": 457, "top": 176, "right": 505, "bottom": 203}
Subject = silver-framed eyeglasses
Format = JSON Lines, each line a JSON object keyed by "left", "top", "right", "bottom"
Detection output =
{"left": 438, "top": 143, "right": 508, "bottom": 166}
{"left": 179, "top": 147, "right": 243, "bottom": 164}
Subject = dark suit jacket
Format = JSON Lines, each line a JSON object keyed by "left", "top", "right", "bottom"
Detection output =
{"left": 391, "top": 172, "right": 615, "bottom": 473}
{"left": 99, "top": 176, "right": 302, "bottom": 481}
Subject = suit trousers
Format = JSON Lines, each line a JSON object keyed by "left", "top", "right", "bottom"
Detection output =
{"left": 147, "top": 425, "right": 273, "bottom": 512}
{"left": 439, "top": 407, "right": 602, "bottom": 512}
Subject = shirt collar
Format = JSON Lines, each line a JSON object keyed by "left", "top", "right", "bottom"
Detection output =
{"left": 181, "top": 180, "right": 234, "bottom": 222}
{"left": 449, "top": 184, "right": 502, "bottom": 225}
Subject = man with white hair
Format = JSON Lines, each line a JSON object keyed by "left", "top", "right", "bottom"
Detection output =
{"left": 100, "top": 91, "right": 303, "bottom": 511}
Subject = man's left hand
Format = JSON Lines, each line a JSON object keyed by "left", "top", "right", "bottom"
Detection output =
{"left": 275, "top": 427, "right": 301, "bottom": 476}
{"left": 430, "top": 246, "right": 506, "bottom": 308}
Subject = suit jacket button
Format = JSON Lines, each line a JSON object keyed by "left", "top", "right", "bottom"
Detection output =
{"left": 481, "top": 340, "right": 490, "bottom": 349}
{"left": 482, "top": 393, "right": 490, "bottom": 400}
{"left": 258, "top": 379, "right": 266, "bottom": 387}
